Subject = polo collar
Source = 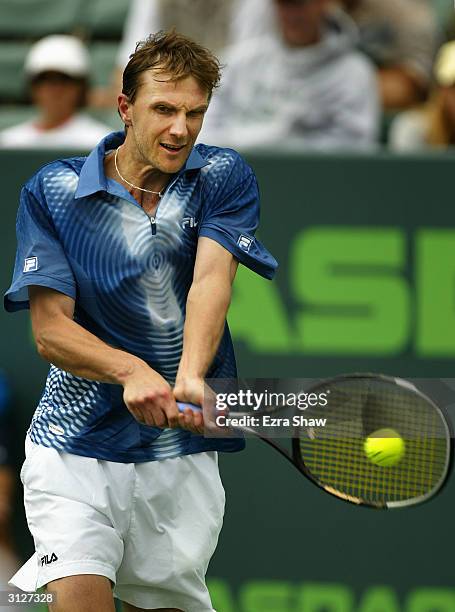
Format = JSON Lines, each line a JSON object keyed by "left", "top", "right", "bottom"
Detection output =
{"left": 75, "top": 130, "right": 208, "bottom": 199}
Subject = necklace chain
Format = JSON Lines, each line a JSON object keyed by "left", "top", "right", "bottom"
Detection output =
{"left": 114, "top": 147, "right": 163, "bottom": 197}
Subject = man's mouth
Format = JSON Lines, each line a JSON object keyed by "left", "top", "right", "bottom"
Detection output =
{"left": 160, "top": 143, "right": 186, "bottom": 152}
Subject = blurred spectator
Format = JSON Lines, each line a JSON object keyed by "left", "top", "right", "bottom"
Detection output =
{"left": 0, "top": 372, "right": 20, "bottom": 608}
{"left": 341, "top": 0, "right": 438, "bottom": 109}
{"left": 92, "top": 0, "right": 234, "bottom": 107}
{"left": 230, "top": 0, "right": 438, "bottom": 110}
{"left": 118, "top": 0, "right": 233, "bottom": 65}
{"left": 0, "top": 35, "right": 111, "bottom": 149}
{"left": 200, "top": 0, "right": 379, "bottom": 151}
{"left": 389, "top": 41, "right": 455, "bottom": 150}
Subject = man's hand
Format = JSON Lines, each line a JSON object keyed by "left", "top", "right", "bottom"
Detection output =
{"left": 173, "top": 377, "right": 205, "bottom": 434}
{"left": 123, "top": 365, "right": 180, "bottom": 428}
{"left": 123, "top": 366, "right": 206, "bottom": 433}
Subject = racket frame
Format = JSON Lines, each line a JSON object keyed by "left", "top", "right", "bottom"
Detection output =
{"left": 179, "top": 373, "right": 454, "bottom": 509}
{"left": 290, "top": 374, "right": 454, "bottom": 509}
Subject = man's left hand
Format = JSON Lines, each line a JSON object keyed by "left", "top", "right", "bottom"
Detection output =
{"left": 173, "top": 377, "right": 205, "bottom": 434}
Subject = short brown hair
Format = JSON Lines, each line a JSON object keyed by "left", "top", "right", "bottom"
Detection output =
{"left": 122, "top": 30, "right": 222, "bottom": 103}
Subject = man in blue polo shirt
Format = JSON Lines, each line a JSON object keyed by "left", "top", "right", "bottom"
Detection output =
{"left": 5, "top": 31, "right": 276, "bottom": 612}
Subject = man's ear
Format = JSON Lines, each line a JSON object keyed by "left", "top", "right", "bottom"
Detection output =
{"left": 118, "top": 93, "right": 132, "bottom": 127}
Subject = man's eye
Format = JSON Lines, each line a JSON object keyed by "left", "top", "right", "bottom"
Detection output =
{"left": 188, "top": 110, "right": 205, "bottom": 118}
{"left": 156, "top": 106, "right": 172, "bottom": 114}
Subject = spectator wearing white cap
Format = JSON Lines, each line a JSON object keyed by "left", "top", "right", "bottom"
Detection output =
{"left": 0, "top": 35, "right": 111, "bottom": 150}
{"left": 389, "top": 41, "right": 455, "bottom": 150}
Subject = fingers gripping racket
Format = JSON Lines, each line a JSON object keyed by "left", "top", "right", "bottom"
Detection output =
{"left": 178, "top": 374, "right": 453, "bottom": 509}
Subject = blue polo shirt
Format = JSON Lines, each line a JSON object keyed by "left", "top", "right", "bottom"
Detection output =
{"left": 4, "top": 131, "right": 277, "bottom": 462}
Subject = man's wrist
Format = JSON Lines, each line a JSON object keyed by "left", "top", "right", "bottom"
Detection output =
{"left": 176, "top": 358, "right": 207, "bottom": 383}
{"left": 113, "top": 352, "right": 149, "bottom": 386}
{"left": 175, "top": 373, "right": 205, "bottom": 387}
{"left": 174, "top": 374, "right": 205, "bottom": 402}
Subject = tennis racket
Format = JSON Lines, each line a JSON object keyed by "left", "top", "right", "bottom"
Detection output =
{"left": 178, "top": 374, "right": 453, "bottom": 509}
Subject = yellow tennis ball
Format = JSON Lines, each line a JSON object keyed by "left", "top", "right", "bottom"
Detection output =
{"left": 364, "top": 428, "right": 405, "bottom": 467}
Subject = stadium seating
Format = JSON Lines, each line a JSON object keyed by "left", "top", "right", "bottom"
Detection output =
{"left": 0, "top": 0, "right": 129, "bottom": 112}
{"left": 433, "top": 0, "right": 454, "bottom": 32}
{"left": 81, "top": 0, "right": 129, "bottom": 39}
{"left": 0, "top": 42, "right": 30, "bottom": 102}
{"left": 0, "top": 0, "right": 453, "bottom": 142}
{"left": 0, "top": 0, "right": 84, "bottom": 39}
{"left": 0, "top": 106, "right": 34, "bottom": 131}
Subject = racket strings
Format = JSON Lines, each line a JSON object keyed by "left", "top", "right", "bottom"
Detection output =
{"left": 298, "top": 379, "right": 449, "bottom": 505}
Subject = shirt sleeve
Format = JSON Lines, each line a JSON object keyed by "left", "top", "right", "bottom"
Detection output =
{"left": 198, "top": 154, "right": 278, "bottom": 280}
{"left": 4, "top": 185, "right": 77, "bottom": 312}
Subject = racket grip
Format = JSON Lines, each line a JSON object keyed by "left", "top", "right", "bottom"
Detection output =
{"left": 177, "top": 402, "right": 201, "bottom": 413}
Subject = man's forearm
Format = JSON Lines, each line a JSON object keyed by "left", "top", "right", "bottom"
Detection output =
{"left": 33, "top": 300, "right": 186, "bottom": 429}
{"left": 176, "top": 277, "right": 231, "bottom": 381}
{"left": 35, "top": 315, "right": 148, "bottom": 384}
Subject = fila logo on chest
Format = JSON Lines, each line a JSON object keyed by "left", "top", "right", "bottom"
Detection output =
{"left": 181, "top": 217, "right": 198, "bottom": 229}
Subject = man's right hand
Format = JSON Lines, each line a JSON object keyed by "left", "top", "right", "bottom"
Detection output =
{"left": 122, "top": 365, "right": 180, "bottom": 429}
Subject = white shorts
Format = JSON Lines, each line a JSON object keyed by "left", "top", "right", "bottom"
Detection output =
{"left": 10, "top": 437, "right": 225, "bottom": 611}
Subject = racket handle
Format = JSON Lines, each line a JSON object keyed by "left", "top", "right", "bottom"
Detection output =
{"left": 177, "top": 402, "right": 201, "bottom": 413}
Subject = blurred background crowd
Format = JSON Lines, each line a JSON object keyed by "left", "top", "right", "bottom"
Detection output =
{"left": 1, "top": 0, "right": 455, "bottom": 152}
{"left": 1, "top": 0, "right": 455, "bottom": 606}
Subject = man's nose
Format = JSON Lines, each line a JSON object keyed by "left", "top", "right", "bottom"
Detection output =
{"left": 169, "top": 112, "right": 188, "bottom": 140}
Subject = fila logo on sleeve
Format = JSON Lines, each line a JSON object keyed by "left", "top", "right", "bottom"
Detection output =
{"left": 23, "top": 257, "right": 38, "bottom": 272}
{"left": 237, "top": 235, "right": 253, "bottom": 252}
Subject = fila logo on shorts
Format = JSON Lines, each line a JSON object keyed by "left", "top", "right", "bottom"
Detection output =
{"left": 41, "top": 553, "right": 58, "bottom": 566}
{"left": 237, "top": 234, "right": 253, "bottom": 252}
{"left": 23, "top": 256, "right": 38, "bottom": 272}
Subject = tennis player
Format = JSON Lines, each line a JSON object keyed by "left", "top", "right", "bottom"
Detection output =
{"left": 4, "top": 31, "right": 277, "bottom": 612}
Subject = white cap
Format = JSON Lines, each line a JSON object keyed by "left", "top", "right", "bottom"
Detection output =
{"left": 25, "top": 35, "right": 90, "bottom": 78}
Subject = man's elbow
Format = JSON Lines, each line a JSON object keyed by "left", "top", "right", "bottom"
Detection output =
{"left": 33, "top": 328, "right": 54, "bottom": 362}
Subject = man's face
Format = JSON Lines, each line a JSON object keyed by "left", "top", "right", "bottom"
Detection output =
{"left": 121, "top": 70, "right": 209, "bottom": 175}
{"left": 274, "top": 0, "right": 327, "bottom": 47}
{"left": 31, "top": 71, "right": 83, "bottom": 115}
